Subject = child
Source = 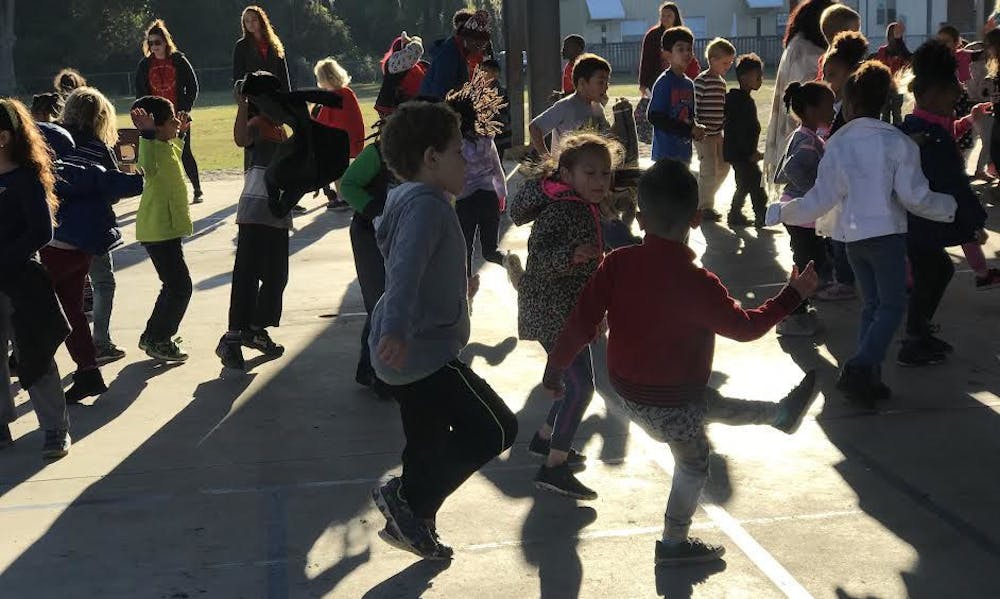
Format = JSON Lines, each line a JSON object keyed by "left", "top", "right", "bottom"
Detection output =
{"left": 937, "top": 25, "right": 984, "bottom": 154}
{"left": 693, "top": 38, "right": 735, "bottom": 222}
{"left": 774, "top": 81, "right": 836, "bottom": 337}
{"left": 897, "top": 41, "right": 990, "bottom": 368}
{"left": 374, "top": 32, "right": 426, "bottom": 118}
{"left": 216, "top": 88, "right": 292, "bottom": 370}
{"left": 816, "top": 4, "right": 862, "bottom": 78}
{"left": 648, "top": 27, "right": 705, "bottom": 166}
{"left": 131, "top": 96, "right": 193, "bottom": 362}
{"left": 723, "top": 53, "right": 768, "bottom": 228}
{"left": 529, "top": 53, "right": 611, "bottom": 157}
{"left": 449, "top": 72, "right": 508, "bottom": 280}
{"left": 543, "top": 159, "right": 819, "bottom": 566}
{"left": 369, "top": 101, "right": 517, "bottom": 560}
{"left": 561, "top": 35, "right": 586, "bottom": 95}
{"left": 508, "top": 132, "right": 623, "bottom": 501}
{"left": 766, "top": 61, "right": 957, "bottom": 407}
{"left": 874, "top": 22, "right": 912, "bottom": 124}
{"left": 313, "top": 57, "right": 365, "bottom": 210}
{"left": 480, "top": 59, "right": 512, "bottom": 156}
{"left": 0, "top": 97, "right": 72, "bottom": 458}
{"left": 821, "top": 31, "right": 869, "bottom": 136}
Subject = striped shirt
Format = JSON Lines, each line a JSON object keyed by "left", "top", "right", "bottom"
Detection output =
{"left": 694, "top": 71, "right": 727, "bottom": 135}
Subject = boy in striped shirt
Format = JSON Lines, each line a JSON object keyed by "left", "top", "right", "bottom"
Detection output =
{"left": 693, "top": 38, "right": 736, "bottom": 221}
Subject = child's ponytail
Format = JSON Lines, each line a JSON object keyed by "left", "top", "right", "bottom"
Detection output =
{"left": 783, "top": 81, "right": 803, "bottom": 113}
{"left": 783, "top": 80, "right": 834, "bottom": 121}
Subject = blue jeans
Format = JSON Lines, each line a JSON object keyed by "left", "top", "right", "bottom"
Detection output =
{"left": 845, "top": 235, "right": 907, "bottom": 368}
{"left": 829, "top": 239, "right": 855, "bottom": 285}
{"left": 88, "top": 251, "right": 116, "bottom": 348}
{"left": 542, "top": 342, "right": 595, "bottom": 452}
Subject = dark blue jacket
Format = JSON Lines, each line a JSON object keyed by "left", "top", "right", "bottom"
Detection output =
{"left": 53, "top": 160, "right": 143, "bottom": 255}
{"left": 419, "top": 37, "right": 468, "bottom": 100}
{"left": 897, "top": 115, "right": 985, "bottom": 248}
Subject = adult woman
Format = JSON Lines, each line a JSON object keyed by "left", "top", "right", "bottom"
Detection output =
{"left": 135, "top": 19, "right": 202, "bottom": 203}
{"left": 232, "top": 6, "right": 290, "bottom": 91}
{"left": 638, "top": 2, "right": 700, "bottom": 97}
{"left": 763, "top": 0, "right": 836, "bottom": 183}
{"left": 53, "top": 68, "right": 87, "bottom": 99}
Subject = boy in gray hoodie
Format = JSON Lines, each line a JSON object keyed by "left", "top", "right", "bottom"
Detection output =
{"left": 368, "top": 101, "right": 518, "bottom": 561}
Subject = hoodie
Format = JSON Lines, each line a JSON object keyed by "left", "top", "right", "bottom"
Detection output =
{"left": 509, "top": 177, "right": 602, "bottom": 345}
{"left": 368, "top": 181, "right": 470, "bottom": 386}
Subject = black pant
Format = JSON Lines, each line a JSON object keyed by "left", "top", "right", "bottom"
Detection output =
{"left": 142, "top": 238, "right": 192, "bottom": 342}
{"left": 393, "top": 360, "right": 518, "bottom": 519}
{"left": 881, "top": 93, "right": 904, "bottom": 125}
{"left": 350, "top": 215, "right": 385, "bottom": 380}
{"left": 906, "top": 245, "right": 954, "bottom": 338}
{"left": 182, "top": 128, "right": 201, "bottom": 195}
{"left": 785, "top": 224, "right": 827, "bottom": 314}
{"left": 456, "top": 189, "right": 503, "bottom": 276}
{"left": 730, "top": 160, "right": 768, "bottom": 219}
{"left": 228, "top": 224, "right": 289, "bottom": 332}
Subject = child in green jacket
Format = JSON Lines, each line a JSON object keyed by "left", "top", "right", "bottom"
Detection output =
{"left": 131, "top": 96, "right": 193, "bottom": 363}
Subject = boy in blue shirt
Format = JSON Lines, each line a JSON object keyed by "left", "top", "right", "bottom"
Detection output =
{"left": 648, "top": 26, "right": 706, "bottom": 163}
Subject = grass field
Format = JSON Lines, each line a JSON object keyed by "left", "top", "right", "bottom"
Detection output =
{"left": 109, "top": 75, "right": 777, "bottom": 174}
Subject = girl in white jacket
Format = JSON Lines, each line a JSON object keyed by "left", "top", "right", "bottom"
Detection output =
{"left": 766, "top": 61, "right": 957, "bottom": 408}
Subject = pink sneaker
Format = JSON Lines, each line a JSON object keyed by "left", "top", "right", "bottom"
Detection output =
{"left": 815, "top": 283, "right": 857, "bottom": 301}
{"left": 975, "top": 268, "right": 1000, "bottom": 291}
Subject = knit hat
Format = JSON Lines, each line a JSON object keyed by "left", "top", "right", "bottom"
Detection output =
{"left": 459, "top": 10, "right": 492, "bottom": 41}
{"left": 384, "top": 31, "right": 424, "bottom": 75}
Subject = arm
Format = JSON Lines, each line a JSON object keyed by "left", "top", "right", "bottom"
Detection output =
{"left": 135, "top": 60, "right": 149, "bottom": 98}
{"left": 278, "top": 56, "right": 291, "bottom": 91}
{"left": 647, "top": 76, "right": 693, "bottom": 137}
{"left": 177, "top": 54, "right": 199, "bottom": 111}
{"left": 345, "top": 89, "right": 366, "bottom": 157}
{"left": 233, "top": 95, "right": 251, "bottom": 148}
{"left": 340, "top": 144, "right": 382, "bottom": 214}
{"left": 488, "top": 141, "right": 507, "bottom": 201}
{"left": 136, "top": 137, "right": 160, "bottom": 178}
{"left": 892, "top": 139, "right": 957, "bottom": 223}
{"left": 2, "top": 180, "right": 53, "bottom": 273}
{"left": 544, "top": 260, "right": 614, "bottom": 391}
{"left": 724, "top": 94, "right": 756, "bottom": 159}
{"left": 528, "top": 102, "right": 562, "bottom": 157}
{"left": 379, "top": 200, "right": 444, "bottom": 339}
{"left": 691, "top": 273, "right": 803, "bottom": 342}
{"left": 774, "top": 141, "right": 820, "bottom": 190}
{"left": 771, "top": 150, "right": 844, "bottom": 226}
{"left": 528, "top": 123, "right": 549, "bottom": 156}
{"left": 232, "top": 41, "right": 246, "bottom": 83}
{"left": 638, "top": 30, "right": 660, "bottom": 93}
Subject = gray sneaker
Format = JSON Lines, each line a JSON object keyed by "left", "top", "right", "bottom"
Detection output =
{"left": 95, "top": 344, "right": 127, "bottom": 365}
{"left": 42, "top": 429, "right": 71, "bottom": 459}
{"left": 655, "top": 538, "right": 726, "bottom": 566}
{"left": 776, "top": 313, "right": 818, "bottom": 337}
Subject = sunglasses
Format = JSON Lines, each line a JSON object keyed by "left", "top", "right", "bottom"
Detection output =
{"left": 147, "top": 39, "right": 164, "bottom": 46}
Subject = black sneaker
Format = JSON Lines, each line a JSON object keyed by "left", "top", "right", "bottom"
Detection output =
{"left": 654, "top": 538, "right": 726, "bottom": 566}
{"left": 145, "top": 338, "right": 188, "bottom": 363}
{"left": 527, "top": 432, "right": 587, "bottom": 466}
{"left": 192, "top": 191, "right": 204, "bottom": 204}
{"left": 42, "top": 429, "right": 71, "bottom": 459}
{"left": 702, "top": 209, "right": 723, "bottom": 222}
{"left": 772, "top": 370, "right": 818, "bottom": 434}
{"left": 65, "top": 368, "right": 108, "bottom": 404}
{"left": 897, "top": 339, "right": 946, "bottom": 367}
{"left": 925, "top": 335, "right": 954, "bottom": 354}
{"left": 138, "top": 333, "right": 150, "bottom": 352}
{"left": 1, "top": 424, "right": 13, "bottom": 450}
{"left": 95, "top": 344, "right": 126, "bottom": 365}
{"left": 328, "top": 198, "right": 351, "bottom": 212}
{"left": 291, "top": 204, "right": 307, "bottom": 213}
{"left": 534, "top": 464, "right": 598, "bottom": 500}
{"left": 371, "top": 478, "right": 450, "bottom": 560}
{"left": 836, "top": 364, "right": 877, "bottom": 411}
{"left": 726, "top": 212, "right": 752, "bottom": 228}
{"left": 216, "top": 334, "right": 246, "bottom": 370}
{"left": 241, "top": 328, "right": 284, "bottom": 357}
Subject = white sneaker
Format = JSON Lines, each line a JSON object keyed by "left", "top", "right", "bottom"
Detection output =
{"left": 777, "top": 313, "right": 818, "bottom": 337}
{"left": 815, "top": 282, "right": 856, "bottom": 301}
{"left": 503, "top": 252, "right": 524, "bottom": 289}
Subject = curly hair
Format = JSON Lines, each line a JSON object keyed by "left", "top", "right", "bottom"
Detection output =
{"left": 314, "top": 57, "right": 351, "bottom": 90}
{"left": 0, "top": 98, "right": 59, "bottom": 222}
{"left": 844, "top": 60, "right": 893, "bottom": 117}
{"left": 31, "top": 93, "right": 63, "bottom": 121}
{"left": 59, "top": 87, "right": 119, "bottom": 147}
{"left": 53, "top": 68, "right": 87, "bottom": 98}
{"left": 824, "top": 31, "right": 869, "bottom": 70}
{"left": 908, "top": 40, "right": 960, "bottom": 97}
{"left": 241, "top": 6, "right": 285, "bottom": 59}
{"left": 143, "top": 19, "right": 179, "bottom": 57}
{"left": 381, "top": 101, "right": 461, "bottom": 181}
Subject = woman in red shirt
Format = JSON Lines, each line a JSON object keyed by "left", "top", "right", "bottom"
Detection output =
{"left": 638, "top": 2, "right": 701, "bottom": 97}
{"left": 313, "top": 58, "right": 365, "bottom": 210}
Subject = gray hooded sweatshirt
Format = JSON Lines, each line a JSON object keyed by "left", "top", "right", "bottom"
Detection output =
{"left": 368, "top": 181, "right": 470, "bottom": 385}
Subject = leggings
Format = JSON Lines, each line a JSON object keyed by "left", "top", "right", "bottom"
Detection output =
{"left": 541, "top": 342, "right": 595, "bottom": 452}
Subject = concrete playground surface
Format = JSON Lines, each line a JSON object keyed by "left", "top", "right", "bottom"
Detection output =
{"left": 2, "top": 166, "right": 1000, "bottom": 599}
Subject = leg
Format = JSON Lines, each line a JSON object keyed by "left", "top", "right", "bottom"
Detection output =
{"left": 350, "top": 216, "right": 386, "bottom": 313}
{"left": 475, "top": 190, "right": 504, "bottom": 265}
{"left": 695, "top": 139, "right": 715, "bottom": 210}
{"left": 182, "top": 127, "right": 202, "bottom": 196}
{"left": 703, "top": 387, "right": 777, "bottom": 425}
{"left": 846, "top": 235, "right": 907, "bottom": 368}
{"left": 747, "top": 161, "right": 769, "bottom": 221}
{"left": 0, "top": 295, "right": 16, "bottom": 426}
{"left": 711, "top": 136, "right": 731, "bottom": 206}
{"left": 664, "top": 429, "right": 711, "bottom": 541}
{"left": 830, "top": 240, "right": 855, "bottom": 286}
{"left": 729, "top": 161, "right": 750, "bottom": 217}
{"left": 89, "top": 251, "right": 116, "bottom": 349}
{"left": 455, "top": 197, "right": 479, "bottom": 276}
{"left": 40, "top": 247, "right": 98, "bottom": 371}
{"left": 143, "top": 239, "right": 193, "bottom": 342}
{"left": 227, "top": 227, "right": 262, "bottom": 333}
{"left": 961, "top": 242, "right": 989, "bottom": 277}
{"left": 251, "top": 226, "right": 290, "bottom": 329}
{"left": 548, "top": 344, "right": 595, "bottom": 456}
{"left": 891, "top": 93, "right": 904, "bottom": 125}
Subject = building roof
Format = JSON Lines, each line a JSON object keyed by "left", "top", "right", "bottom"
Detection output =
{"left": 585, "top": 0, "right": 626, "bottom": 21}
{"left": 745, "top": 0, "right": 784, "bottom": 8}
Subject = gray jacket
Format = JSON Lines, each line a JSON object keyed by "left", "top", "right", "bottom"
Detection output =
{"left": 774, "top": 126, "right": 824, "bottom": 200}
{"left": 368, "top": 182, "right": 470, "bottom": 385}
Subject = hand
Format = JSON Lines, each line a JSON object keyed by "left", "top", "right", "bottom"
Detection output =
{"left": 178, "top": 111, "right": 191, "bottom": 133}
{"left": 974, "top": 228, "right": 989, "bottom": 245}
{"left": 692, "top": 123, "right": 707, "bottom": 141}
{"left": 377, "top": 334, "right": 408, "bottom": 370}
{"left": 130, "top": 108, "right": 155, "bottom": 131}
{"left": 788, "top": 261, "right": 820, "bottom": 299}
{"left": 572, "top": 243, "right": 602, "bottom": 264}
{"left": 542, "top": 361, "right": 566, "bottom": 397}
{"left": 972, "top": 102, "right": 993, "bottom": 119}
{"left": 751, "top": 150, "right": 764, "bottom": 162}
{"left": 468, "top": 274, "right": 480, "bottom": 300}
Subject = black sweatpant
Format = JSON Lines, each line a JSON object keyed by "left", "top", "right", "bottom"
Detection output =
{"left": 456, "top": 189, "right": 503, "bottom": 276}
{"left": 350, "top": 215, "right": 386, "bottom": 381}
{"left": 393, "top": 361, "right": 518, "bottom": 519}
{"left": 228, "top": 224, "right": 290, "bottom": 332}
{"left": 906, "top": 245, "right": 954, "bottom": 338}
{"left": 729, "top": 160, "right": 768, "bottom": 220}
{"left": 182, "top": 128, "right": 201, "bottom": 195}
{"left": 142, "top": 238, "right": 192, "bottom": 342}
{"left": 785, "top": 224, "right": 827, "bottom": 315}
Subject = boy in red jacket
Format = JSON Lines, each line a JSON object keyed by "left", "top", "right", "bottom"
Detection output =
{"left": 543, "top": 159, "right": 820, "bottom": 566}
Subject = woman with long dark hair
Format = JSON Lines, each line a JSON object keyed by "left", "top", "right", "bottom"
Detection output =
{"left": 232, "top": 5, "right": 290, "bottom": 91}
{"left": 136, "top": 19, "right": 202, "bottom": 203}
{"left": 638, "top": 2, "right": 700, "bottom": 97}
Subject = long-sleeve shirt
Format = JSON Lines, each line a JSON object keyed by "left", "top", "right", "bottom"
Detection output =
{"left": 0, "top": 168, "right": 53, "bottom": 277}
{"left": 693, "top": 71, "right": 726, "bottom": 135}
{"left": 340, "top": 143, "right": 392, "bottom": 220}
{"left": 314, "top": 86, "right": 366, "bottom": 158}
{"left": 135, "top": 136, "right": 192, "bottom": 243}
{"left": 723, "top": 87, "right": 759, "bottom": 162}
{"left": 648, "top": 69, "right": 696, "bottom": 162}
{"left": 544, "top": 235, "right": 802, "bottom": 406}
{"left": 458, "top": 135, "right": 506, "bottom": 206}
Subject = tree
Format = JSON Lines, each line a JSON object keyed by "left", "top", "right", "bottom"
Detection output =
{"left": 0, "top": 0, "right": 15, "bottom": 94}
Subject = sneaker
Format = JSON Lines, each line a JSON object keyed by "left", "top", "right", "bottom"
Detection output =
{"left": 527, "top": 432, "right": 587, "bottom": 466}
{"left": 42, "top": 429, "right": 71, "bottom": 459}
{"left": 192, "top": 191, "right": 204, "bottom": 204}
{"left": 216, "top": 334, "right": 246, "bottom": 370}
{"left": 534, "top": 463, "right": 598, "bottom": 500}
{"left": 327, "top": 198, "right": 351, "bottom": 212}
{"left": 145, "top": 338, "right": 189, "bottom": 363}
{"left": 64, "top": 368, "right": 108, "bottom": 404}
{"left": 654, "top": 538, "right": 726, "bottom": 566}
{"left": 925, "top": 334, "right": 954, "bottom": 354}
{"left": 702, "top": 209, "right": 723, "bottom": 222}
{"left": 776, "top": 313, "right": 818, "bottom": 337}
{"left": 503, "top": 252, "right": 524, "bottom": 289}
{"left": 897, "top": 339, "right": 946, "bottom": 367}
{"left": 1, "top": 424, "right": 13, "bottom": 450}
{"left": 726, "top": 212, "right": 752, "bottom": 228}
{"left": 138, "top": 334, "right": 150, "bottom": 352}
{"left": 974, "top": 268, "right": 1000, "bottom": 291}
{"left": 835, "top": 364, "right": 878, "bottom": 410}
{"left": 371, "top": 478, "right": 449, "bottom": 560}
{"left": 95, "top": 344, "right": 126, "bottom": 365}
{"left": 291, "top": 204, "right": 307, "bottom": 213}
{"left": 772, "top": 370, "right": 819, "bottom": 434}
{"left": 816, "top": 282, "right": 856, "bottom": 301}
{"left": 241, "top": 328, "right": 284, "bottom": 357}
{"left": 754, "top": 216, "right": 767, "bottom": 229}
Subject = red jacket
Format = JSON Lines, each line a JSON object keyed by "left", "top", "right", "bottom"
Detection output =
{"left": 545, "top": 235, "right": 802, "bottom": 406}
{"left": 639, "top": 25, "right": 701, "bottom": 91}
{"left": 314, "top": 86, "right": 366, "bottom": 158}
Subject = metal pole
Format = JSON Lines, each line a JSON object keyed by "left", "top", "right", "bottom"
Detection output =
{"left": 526, "top": 0, "right": 561, "bottom": 120}
{"left": 504, "top": 0, "right": 527, "bottom": 147}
